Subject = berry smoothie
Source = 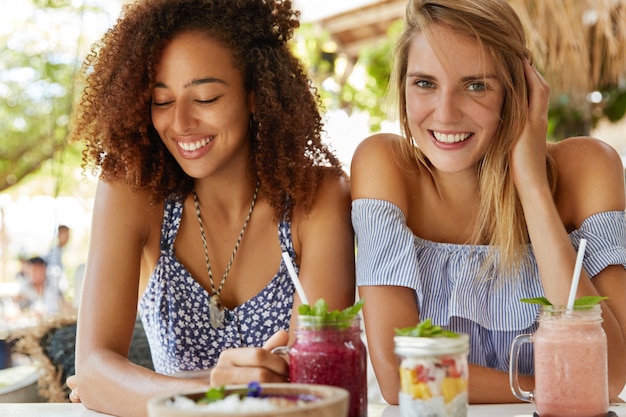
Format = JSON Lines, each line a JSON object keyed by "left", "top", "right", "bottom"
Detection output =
{"left": 288, "top": 317, "right": 368, "bottom": 417}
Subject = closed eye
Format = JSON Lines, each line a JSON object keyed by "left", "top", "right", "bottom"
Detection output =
{"left": 195, "top": 96, "right": 221, "bottom": 105}
{"left": 152, "top": 100, "right": 173, "bottom": 107}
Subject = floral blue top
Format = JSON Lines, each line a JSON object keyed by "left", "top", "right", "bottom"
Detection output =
{"left": 353, "top": 198, "right": 626, "bottom": 375}
{"left": 139, "top": 196, "right": 295, "bottom": 375}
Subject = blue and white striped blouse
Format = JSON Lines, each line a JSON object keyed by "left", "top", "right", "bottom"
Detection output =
{"left": 353, "top": 198, "right": 626, "bottom": 375}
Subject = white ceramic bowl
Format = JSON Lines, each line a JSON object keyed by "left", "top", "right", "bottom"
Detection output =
{"left": 147, "top": 383, "right": 349, "bottom": 417}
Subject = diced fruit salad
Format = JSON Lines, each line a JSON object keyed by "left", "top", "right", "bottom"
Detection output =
{"left": 398, "top": 356, "right": 467, "bottom": 403}
{"left": 395, "top": 319, "right": 467, "bottom": 404}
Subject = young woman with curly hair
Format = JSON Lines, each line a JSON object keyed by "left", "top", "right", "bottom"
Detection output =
{"left": 351, "top": 0, "right": 626, "bottom": 405}
{"left": 66, "top": 0, "right": 355, "bottom": 415}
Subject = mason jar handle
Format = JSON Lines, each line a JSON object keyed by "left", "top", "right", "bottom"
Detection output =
{"left": 509, "top": 333, "right": 534, "bottom": 403}
{"left": 270, "top": 346, "right": 290, "bottom": 356}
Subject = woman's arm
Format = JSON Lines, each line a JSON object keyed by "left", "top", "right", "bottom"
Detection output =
{"left": 512, "top": 62, "right": 626, "bottom": 399}
{"left": 75, "top": 181, "right": 208, "bottom": 417}
{"left": 359, "top": 285, "right": 420, "bottom": 404}
{"left": 525, "top": 138, "right": 626, "bottom": 399}
{"left": 294, "top": 169, "right": 356, "bottom": 318}
{"left": 467, "top": 364, "right": 532, "bottom": 404}
{"left": 210, "top": 169, "right": 356, "bottom": 386}
{"left": 351, "top": 134, "right": 418, "bottom": 404}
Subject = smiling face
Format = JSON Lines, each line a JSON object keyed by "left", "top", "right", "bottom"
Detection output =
{"left": 151, "top": 30, "right": 254, "bottom": 180}
{"left": 405, "top": 24, "right": 505, "bottom": 175}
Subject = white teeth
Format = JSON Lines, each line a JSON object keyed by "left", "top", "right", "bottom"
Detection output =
{"left": 433, "top": 131, "right": 471, "bottom": 143}
{"left": 178, "top": 137, "right": 212, "bottom": 151}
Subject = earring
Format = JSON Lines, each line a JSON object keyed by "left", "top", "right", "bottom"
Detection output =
{"left": 250, "top": 114, "right": 261, "bottom": 143}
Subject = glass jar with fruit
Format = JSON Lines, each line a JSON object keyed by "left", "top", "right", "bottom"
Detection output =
{"left": 394, "top": 319, "right": 469, "bottom": 417}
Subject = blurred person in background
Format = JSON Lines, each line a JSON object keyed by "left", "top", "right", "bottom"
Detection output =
{"left": 14, "top": 256, "right": 66, "bottom": 318}
{"left": 45, "top": 224, "right": 71, "bottom": 295}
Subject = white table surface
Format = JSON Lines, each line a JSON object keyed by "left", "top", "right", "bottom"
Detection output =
{"left": 1, "top": 402, "right": 625, "bottom": 417}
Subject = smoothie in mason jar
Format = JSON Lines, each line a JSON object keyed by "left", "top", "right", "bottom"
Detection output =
{"left": 274, "top": 299, "right": 368, "bottom": 417}
{"left": 533, "top": 305, "right": 608, "bottom": 417}
{"left": 510, "top": 304, "right": 608, "bottom": 417}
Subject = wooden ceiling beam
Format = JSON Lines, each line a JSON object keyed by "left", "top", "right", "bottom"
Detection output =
{"left": 318, "top": 0, "right": 405, "bottom": 58}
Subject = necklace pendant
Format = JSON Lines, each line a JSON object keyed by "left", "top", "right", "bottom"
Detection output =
{"left": 209, "top": 294, "right": 225, "bottom": 328}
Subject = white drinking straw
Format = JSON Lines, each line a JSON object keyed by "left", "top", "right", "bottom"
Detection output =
{"left": 566, "top": 238, "right": 588, "bottom": 311}
{"left": 282, "top": 251, "right": 309, "bottom": 305}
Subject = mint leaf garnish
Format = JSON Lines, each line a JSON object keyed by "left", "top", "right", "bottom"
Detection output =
{"left": 573, "top": 296, "right": 608, "bottom": 306}
{"left": 521, "top": 296, "right": 607, "bottom": 307}
{"left": 297, "top": 298, "right": 364, "bottom": 329}
{"left": 199, "top": 386, "right": 226, "bottom": 404}
{"left": 520, "top": 297, "right": 553, "bottom": 306}
{"left": 198, "top": 382, "right": 264, "bottom": 404}
{"left": 394, "top": 318, "right": 459, "bottom": 338}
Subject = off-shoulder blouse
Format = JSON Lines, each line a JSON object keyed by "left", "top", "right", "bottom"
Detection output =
{"left": 353, "top": 198, "right": 626, "bottom": 374}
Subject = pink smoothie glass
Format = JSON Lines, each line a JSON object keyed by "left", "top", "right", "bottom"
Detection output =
{"left": 509, "top": 304, "right": 608, "bottom": 417}
{"left": 273, "top": 315, "right": 368, "bottom": 417}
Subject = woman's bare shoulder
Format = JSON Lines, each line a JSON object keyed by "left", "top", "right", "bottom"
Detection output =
{"left": 550, "top": 136, "right": 625, "bottom": 221}
{"left": 352, "top": 132, "right": 405, "bottom": 163}
{"left": 351, "top": 133, "right": 416, "bottom": 204}
{"left": 95, "top": 179, "right": 162, "bottom": 207}
{"left": 93, "top": 180, "right": 164, "bottom": 240}
{"left": 550, "top": 136, "right": 623, "bottom": 185}
{"left": 316, "top": 166, "right": 351, "bottom": 198}
{"left": 294, "top": 167, "right": 351, "bottom": 225}
{"left": 550, "top": 136, "right": 621, "bottom": 165}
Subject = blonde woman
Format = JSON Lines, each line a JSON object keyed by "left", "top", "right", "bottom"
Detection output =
{"left": 351, "top": 0, "right": 626, "bottom": 404}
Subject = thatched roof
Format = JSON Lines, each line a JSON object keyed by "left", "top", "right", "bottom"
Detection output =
{"left": 510, "top": 0, "right": 626, "bottom": 106}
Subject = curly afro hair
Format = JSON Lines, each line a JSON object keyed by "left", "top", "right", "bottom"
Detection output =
{"left": 70, "top": 0, "right": 343, "bottom": 218}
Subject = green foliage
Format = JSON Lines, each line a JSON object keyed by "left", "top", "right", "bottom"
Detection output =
{"left": 547, "top": 87, "right": 626, "bottom": 141}
{"left": 604, "top": 88, "right": 626, "bottom": 123}
{"left": 295, "top": 20, "right": 402, "bottom": 132}
{"left": 0, "top": 0, "right": 109, "bottom": 195}
{"left": 33, "top": 0, "right": 72, "bottom": 7}
{"left": 346, "top": 37, "right": 395, "bottom": 132}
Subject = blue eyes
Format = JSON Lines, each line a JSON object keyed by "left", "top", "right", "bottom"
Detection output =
{"left": 415, "top": 80, "right": 435, "bottom": 89}
{"left": 467, "top": 82, "right": 486, "bottom": 92}
{"left": 412, "top": 79, "right": 488, "bottom": 93}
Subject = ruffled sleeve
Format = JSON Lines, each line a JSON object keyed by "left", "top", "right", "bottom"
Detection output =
{"left": 570, "top": 210, "right": 626, "bottom": 278}
{"left": 352, "top": 198, "right": 419, "bottom": 288}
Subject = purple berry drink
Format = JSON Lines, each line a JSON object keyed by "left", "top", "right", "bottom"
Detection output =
{"left": 288, "top": 315, "right": 367, "bottom": 417}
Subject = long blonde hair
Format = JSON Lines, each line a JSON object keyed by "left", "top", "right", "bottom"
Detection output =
{"left": 392, "top": 0, "right": 557, "bottom": 277}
